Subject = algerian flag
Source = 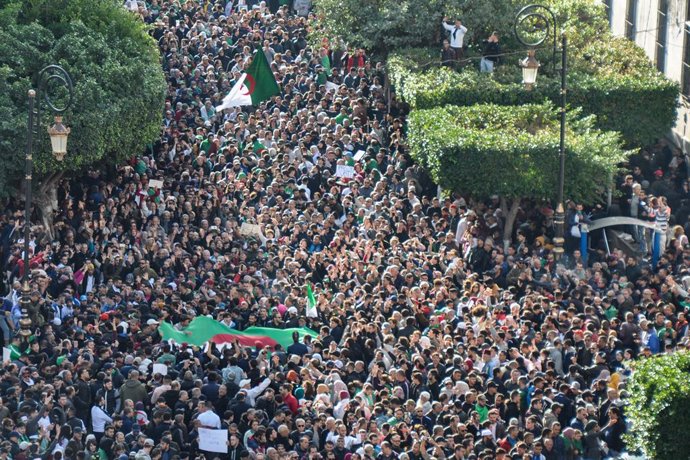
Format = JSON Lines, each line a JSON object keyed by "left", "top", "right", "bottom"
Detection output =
{"left": 159, "top": 316, "right": 317, "bottom": 349}
{"left": 216, "top": 49, "right": 280, "bottom": 111}
{"left": 306, "top": 284, "right": 318, "bottom": 318}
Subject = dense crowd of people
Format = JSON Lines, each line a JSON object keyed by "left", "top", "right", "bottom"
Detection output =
{"left": 0, "top": 1, "right": 689, "bottom": 460}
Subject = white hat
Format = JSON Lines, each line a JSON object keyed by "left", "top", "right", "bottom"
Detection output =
{"left": 146, "top": 319, "right": 160, "bottom": 326}
{"left": 481, "top": 429, "right": 492, "bottom": 437}
{"left": 239, "top": 379, "right": 251, "bottom": 388}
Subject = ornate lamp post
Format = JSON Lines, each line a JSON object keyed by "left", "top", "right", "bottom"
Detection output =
{"left": 19, "top": 65, "right": 74, "bottom": 342}
{"left": 514, "top": 5, "right": 567, "bottom": 259}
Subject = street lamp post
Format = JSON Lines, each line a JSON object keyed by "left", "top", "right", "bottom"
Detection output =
{"left": 19, "top": 65, "right": 74, "bottom": 343}
{"left": 514, "top": 4, "right": 567, "bottom": 259}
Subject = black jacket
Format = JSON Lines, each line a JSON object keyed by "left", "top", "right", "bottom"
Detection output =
{"left": 482, "top": 40, "right": 502, "bottom": 62}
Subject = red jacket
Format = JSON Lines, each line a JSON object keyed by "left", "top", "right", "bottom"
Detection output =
{"left": 283, "top": 392, "right": 299, "bottom": 415}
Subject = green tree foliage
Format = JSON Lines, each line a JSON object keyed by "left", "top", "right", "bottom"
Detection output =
{"left": 311, "top": 0, "right": 523, "bottom": 57}
{"left": 408, "top": 103, "right": 629, "bottom": 240}
{"left": 312, "top": 0, "right": 449, "bottom": 57}
{"left": 0, "top": 0, "right": 166, "bottom": 206}
{"left": 625, "top": 352, "right": 690, "bottom": 459}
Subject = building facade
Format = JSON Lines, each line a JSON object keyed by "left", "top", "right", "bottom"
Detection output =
{"left": 603, "top": 0, "right": 690, "bottom": 149}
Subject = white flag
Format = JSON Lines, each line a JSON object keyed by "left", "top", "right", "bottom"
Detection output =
{"left": 216, "top": 73, "right": 252, "bottom": 111}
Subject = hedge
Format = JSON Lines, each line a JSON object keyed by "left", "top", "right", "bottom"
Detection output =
{"left": 625, "top": 352, "right": 690, "bottom": 459}
{"left": 390, "top": 54, "right": 678, "bottom": 148}
{"left": 389, "top": 0, "right": 679, "bottom": 147}
{"left": 407, "top": 102, "right": 628, "bottom": 203}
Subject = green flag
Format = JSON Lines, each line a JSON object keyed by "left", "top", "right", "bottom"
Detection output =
{"left": 159, "top": 316, "right": 316, "bottom": 350}
{"left": 216, "top": 49, "right": 280, "bottom": 110}
{"left": 306, "top": 284, "right": 317, "bottom": 318}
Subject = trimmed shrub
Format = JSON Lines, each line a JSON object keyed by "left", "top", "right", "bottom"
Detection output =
{"left": 407, "top": 102, "right": 628, "bottom": 203}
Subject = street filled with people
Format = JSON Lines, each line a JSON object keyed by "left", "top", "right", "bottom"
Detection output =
{"left": 0, "top": 1, "right": 689, "bottom": 460}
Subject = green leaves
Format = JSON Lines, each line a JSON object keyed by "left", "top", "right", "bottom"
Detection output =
{"left": 312, "top": 0, "right": 448, "bottom": 57}
{"left": 408, "top": 102, "right": 628, "bottom": 203}
{"left": 0, "top": 0, "right": 166, "bottom": 196}
{"left": 625, "top": 352, "right": 690, "bottom": 459}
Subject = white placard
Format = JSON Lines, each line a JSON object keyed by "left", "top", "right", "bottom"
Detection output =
{"left": 148, "top": 179, "right": 164, "bottom": 189}
{"left": 325, "top": 81, "right": 339, "bottom": 93}
{"left": 199, "top": 428, "right": 228, "bottom": 453}
{"left": 3, "top": 347, "right": 10, "bottom": 362}
{"left": 335, "top": 165, "right": 356, "bottom": 179}
{"left": 240, "top": 222, "right": 262, "bottom": 238}
{"left": 153, "top": 363, "right": 168, "bottom": 376}
{"left": 353, "top": 150, "right": 366, "bottom": 161}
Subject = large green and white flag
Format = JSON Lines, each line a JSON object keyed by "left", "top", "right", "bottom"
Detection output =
{"left": 216, "top": 49, "right": 280, "bottom": 110}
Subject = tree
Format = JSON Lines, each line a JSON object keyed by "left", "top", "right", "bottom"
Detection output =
{"left": 312, "top": 0, "right": 448, "bottom": 58}
{"left": 625, "top": 352, "right": 690, "bottom": 459}
{"left": 0, "top": 0, "right": 166, "bottom": 232}
{"left": 408, "top": 102, "right": 629, "bottom": 244}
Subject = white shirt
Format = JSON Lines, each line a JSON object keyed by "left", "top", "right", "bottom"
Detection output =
{"left": 197, "top": 409, "right": 222, "bottom": 429}
{"left": 243, "top": 377, "right": 271, "bottom": 407}
{"left": 442, "top": 22, "right": 468, "bottom": 48}
{"left": 91, "top": 405, "right": 113, "bottom": 433}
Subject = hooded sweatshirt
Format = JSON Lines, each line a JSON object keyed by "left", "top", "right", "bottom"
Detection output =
{"left": 120, "top": 379, "right": 148, "bottom": 406}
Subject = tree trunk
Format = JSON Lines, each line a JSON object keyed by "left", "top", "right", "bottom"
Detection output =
{"left": 33, "top": 172, "right": 63, "bottom": 241}
{"left": 500, "top": 196, "right": 521, "bottom": 253}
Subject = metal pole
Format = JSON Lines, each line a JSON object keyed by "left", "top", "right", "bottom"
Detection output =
{"left": 19, "top": 90, "right": 37, "bottom": 344}
{"left": 553, "top": 34, "right": 567, "bottom": 259}
{"left": 22, "top": 92, "right": 36, "bottom": 288}
{"left": 16, "top": 66, "right": 73, "bottom": 345}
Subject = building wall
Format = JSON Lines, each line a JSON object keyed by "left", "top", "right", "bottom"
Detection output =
{"left": 604, "top": 0, "right": 690, "bottom": 151}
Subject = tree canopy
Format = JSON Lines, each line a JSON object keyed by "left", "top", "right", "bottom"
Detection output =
{"left": 0, "top": 0, "right": 166, "bottom": 198}
{"left": 312, "top": 0, "right": 447, "bottom": 57}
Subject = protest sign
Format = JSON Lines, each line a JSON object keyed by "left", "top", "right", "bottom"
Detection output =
{"left": 199, "top": 428, "right": 228, "bottom": 453}
{"left": 153, "top": 363, "right": 168, "bottom": 375}
{"left": 335, "top": 165, "right": 356, "bottom": 179}
{"left": 148, "top": 179, "right": 164, "bottom": 189}
{"left": 240, "top": 222, "right": 262, "bottom": 238}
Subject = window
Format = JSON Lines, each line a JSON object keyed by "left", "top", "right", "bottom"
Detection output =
{"left": 603, "top": 0, "right": 613, "bottom": 26}
{"left": 656, "top": 0, "right": 668, "bottom": 72}
{"left": 625, "top": 0, "right": 637, "bottom": 40}
{"left": 683, "top": 4, "right": 690, "bottom": 97}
